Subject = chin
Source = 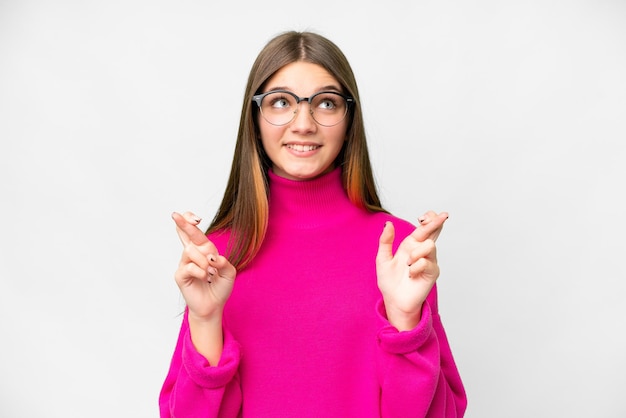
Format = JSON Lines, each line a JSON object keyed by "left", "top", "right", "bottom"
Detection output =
{"left": 290, "top": 172, "right": 321, "bottom": 181}
{"left": 274, "top": 163, "right": 335, "bottom": 181}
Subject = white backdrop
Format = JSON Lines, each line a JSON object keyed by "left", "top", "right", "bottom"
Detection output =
{"left": 1, "top": 0, "right": 625, "bottom": 417}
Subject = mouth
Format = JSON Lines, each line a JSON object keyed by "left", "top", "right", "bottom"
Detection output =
{"left": 285, "top": 144, "right": 321, "bottom": 152}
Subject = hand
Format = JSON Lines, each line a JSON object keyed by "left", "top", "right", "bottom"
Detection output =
{"left": 172, "top": 211, "right": 237, "bottom": 322}
{"left": 376, "top": 211, "right": 448, "bottom": 331}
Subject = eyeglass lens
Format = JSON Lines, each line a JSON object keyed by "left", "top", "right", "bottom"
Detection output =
{"left": 258, "top": 91, "right": 348, "bottom": 127}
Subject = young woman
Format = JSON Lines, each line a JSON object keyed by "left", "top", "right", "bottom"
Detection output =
{"left": 160, "top": 31, "right": 467, "bottom": 417}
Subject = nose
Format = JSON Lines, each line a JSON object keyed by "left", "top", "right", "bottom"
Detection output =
{"left": 290, "top": 101, "right": 317, "bottom": 133}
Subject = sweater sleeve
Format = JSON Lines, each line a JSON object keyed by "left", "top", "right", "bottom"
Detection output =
{"left": 159, "top": 310, "right": 243, "bottom": 418}
{"left": 376, "top": 285, "right": 467, "bottom": 418}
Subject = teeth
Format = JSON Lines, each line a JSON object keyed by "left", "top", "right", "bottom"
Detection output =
{"left": 286, "top": 144, "right": 320, "bottom": 152}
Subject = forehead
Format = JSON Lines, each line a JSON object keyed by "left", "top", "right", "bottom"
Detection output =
{"left": 264, "top": 62, "right": 341, "bottom": 92}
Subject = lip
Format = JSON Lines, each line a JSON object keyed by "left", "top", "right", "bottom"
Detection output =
{"left": 284, "top": 143, "right": 322, "bottom": 155}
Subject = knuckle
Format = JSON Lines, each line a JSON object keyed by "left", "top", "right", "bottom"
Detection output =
{"left": 184, "top": 242, "right": 196, "bottom": 254}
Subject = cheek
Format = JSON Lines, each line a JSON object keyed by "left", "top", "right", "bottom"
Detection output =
{"left": 257, "top": 120, "right": 274, "bottom": 141}
{"left": 327, "top": 130, "right": 348, "bottom": 161}
{"left": 258, "top": 124, "right": 286, "bottom": 154}
{"left": 330, "top": 125, "right": 349, "bottom": 147}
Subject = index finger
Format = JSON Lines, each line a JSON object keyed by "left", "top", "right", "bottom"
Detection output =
{"left": 172, "top": 211, "right": 210, "bottom": 247}
{"left": 411, "top": 211, "right": 449, "bottom": 242}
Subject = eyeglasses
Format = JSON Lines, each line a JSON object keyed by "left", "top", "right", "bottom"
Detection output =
{"left": 252, "top": 90, "right": 354, "bottom": 127}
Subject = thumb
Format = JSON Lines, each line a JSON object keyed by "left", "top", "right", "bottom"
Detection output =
{"left": 376, "top": 221, "right": 395, "bottom": 263}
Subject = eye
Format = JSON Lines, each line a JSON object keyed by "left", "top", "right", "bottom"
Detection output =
{"left": 313, "top": 92, "right": 346, "bottom": 112}
{"left": 269, "top": 96, "right": 291, "bottom": 109}
{"left": 318, "top": 98, "right": 337, "bottom": 110}
{"left": 314, "top": 94, "right": 341, "bottom": 111}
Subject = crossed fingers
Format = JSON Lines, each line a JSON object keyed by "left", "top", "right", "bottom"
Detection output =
{"left": 411, "top": 210, "right": 449, "bottom": 243}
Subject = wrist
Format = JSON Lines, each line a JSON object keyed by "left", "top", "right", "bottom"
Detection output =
{"left": 187, "top": 309, "right": 224, "bottom": 365}
{"left": 188, "top": 308, "right": 223, "bottom": 328}
{"left": 385, "top": 303, "right": 422, "bottom": 331}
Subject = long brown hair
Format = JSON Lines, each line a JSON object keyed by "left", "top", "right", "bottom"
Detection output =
{"left": 207, "top": 31, "right": 386, "bottom": 270}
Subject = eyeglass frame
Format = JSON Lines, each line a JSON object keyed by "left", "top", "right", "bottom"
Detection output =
{"left": 251, "top": 89, "right": 355, "bottom": 127}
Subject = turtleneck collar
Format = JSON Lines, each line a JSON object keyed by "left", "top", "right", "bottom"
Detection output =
{"left": 267, "top": 167, "right": 359, "bottom": 229}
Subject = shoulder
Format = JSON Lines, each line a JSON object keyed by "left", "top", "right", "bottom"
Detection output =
{"left": 207, "top": 229, "right": 231, "bottom": 254}
{"left": 361, "top": 211, "right": 416, "bottom": 250}
{"left": 372, "top": 211, "right": 416, "bottom": 237}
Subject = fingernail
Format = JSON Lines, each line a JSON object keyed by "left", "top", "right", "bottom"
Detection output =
{"left": 209, "top": 254, "right": 216, "bottom": 262}
{"left": 418, "top": 216, "right": 427, "bottom": 224}
{"left": 207, "top": 267, "right": 217, "bottom": 275}
{"left": 193, "top": 217, "right": 202, "bottom": 224}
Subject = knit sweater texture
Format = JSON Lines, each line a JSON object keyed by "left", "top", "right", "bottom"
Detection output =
{"left": 160, "top": 168, "right": 467, "bottom": 417}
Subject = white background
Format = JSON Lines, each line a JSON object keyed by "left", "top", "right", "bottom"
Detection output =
{"left": 1, "top": 0, "right": 625, "bottom": 417}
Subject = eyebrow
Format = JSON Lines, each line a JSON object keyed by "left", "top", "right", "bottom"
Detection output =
{"left": 264, "top": 85, "right": 343, "bottom": 95}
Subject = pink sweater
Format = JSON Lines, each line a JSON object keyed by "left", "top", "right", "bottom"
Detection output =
{"left": 160, "top": 168, "right": 467, "bottom": 417}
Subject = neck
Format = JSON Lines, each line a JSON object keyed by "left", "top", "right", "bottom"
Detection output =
{"left": 267, "top": 167, "right": 358, "bottom": 229}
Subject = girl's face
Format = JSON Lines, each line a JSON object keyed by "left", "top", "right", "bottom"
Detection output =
{"left": 257, "top": 61, "right": 348, "bottom": 181}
